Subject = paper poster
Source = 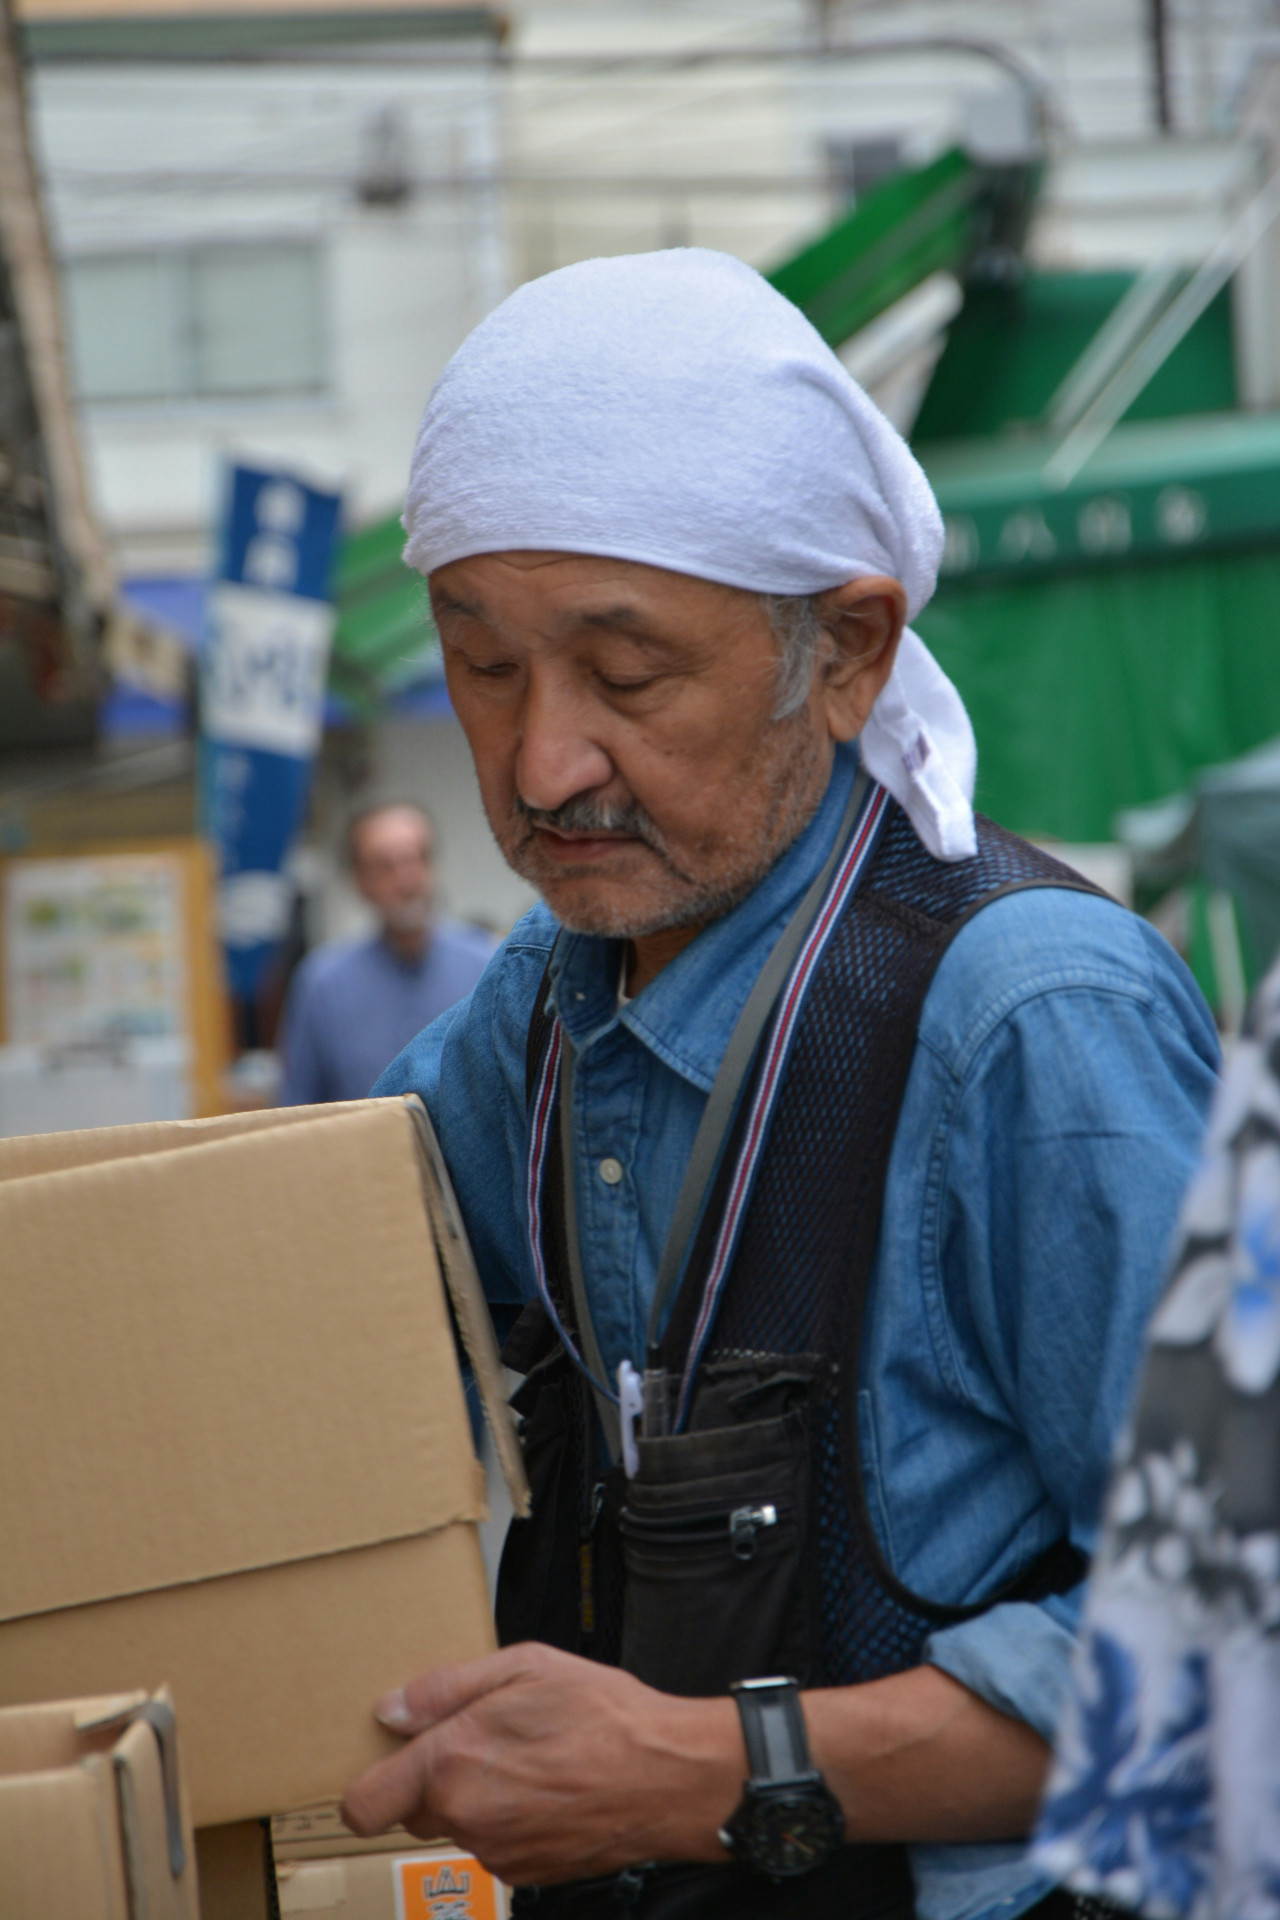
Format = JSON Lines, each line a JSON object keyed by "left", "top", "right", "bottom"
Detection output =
{"left": 3, "top": 852, "right": 188, "bottom": 1046}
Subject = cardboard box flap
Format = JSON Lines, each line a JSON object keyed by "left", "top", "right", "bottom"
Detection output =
{"left": 404, "top": 1098, "right": 529, "bottom": 1520}
{"left": 0, "top": 1099, "right": 376, "bottom": 1185}
{"left": 0, "top": 1097, "right": 530, "bottom": 1521}
{"left": 0, "top": 1692, "right": 142, "bottom": 1775}
{"left": 0, "top": 1102, "right": 486, "bottom": 1624}
{"left": 0, "top": 1688, "right": 197, "bottom": 1920}
{"left": 0, "top": 1096, "right": 528, "bottom": 1521}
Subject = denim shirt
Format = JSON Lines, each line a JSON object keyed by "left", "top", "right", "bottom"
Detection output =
{"left": 375, "top": 743, "right": 1219, "bottom": 1920}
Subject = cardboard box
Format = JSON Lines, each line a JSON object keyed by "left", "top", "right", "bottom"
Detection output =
{"left": 0, "top": 1686, "right": 199, "bottom": 1920}
{"left": 273, "top": 1799, "right": 430, "bottom": 1862}
{"left": 195, "top": 1820, "right": 273, "bottom": 1920}
{"left": 0, "top": 1098, "right": 528, "bottom": 1829}
{"left": 276, "top": 1845, "right": 508, "bottom": 1920}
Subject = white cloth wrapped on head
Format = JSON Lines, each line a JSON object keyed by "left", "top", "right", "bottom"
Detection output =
{"left": 403, "top": 247, "right": 976, "bottom": 862}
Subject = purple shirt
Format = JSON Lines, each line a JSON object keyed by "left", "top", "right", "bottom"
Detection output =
{"left": 279, "top": 921, "right": 495, "bottom": 1106}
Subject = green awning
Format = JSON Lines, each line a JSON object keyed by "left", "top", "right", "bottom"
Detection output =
{"left": 914, "top": 539, "right": 1280, "bottom": 845}
{"left": 330, "top": 512, "right": 439, "bottom": 715}
{"left": 913, "top": 271, "right": 1236, "bottom": 444}
{"left": 920, "top": 410, "right": 1280, "bottom": 583}
{"left": 766, "top": 147, "right": 990, "bottom": 349}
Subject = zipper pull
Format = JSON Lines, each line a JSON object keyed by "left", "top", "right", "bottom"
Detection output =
{"left": 729, "top": 1503, "right": 777, "bottom": 1561}
{"left": 579, "top": 1479, "right": 607, "bottom": 1639}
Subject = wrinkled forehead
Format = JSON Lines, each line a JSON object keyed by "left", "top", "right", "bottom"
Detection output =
{"left": 428, "top": 549, "right": 781, "bottom": 628}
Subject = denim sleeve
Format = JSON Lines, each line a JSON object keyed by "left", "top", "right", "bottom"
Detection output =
{"left": 915, "top": 899, "right": 1220, "bottom": 1741}
{"left": 373, "top": 908, "right": 558, "bottom": 1316}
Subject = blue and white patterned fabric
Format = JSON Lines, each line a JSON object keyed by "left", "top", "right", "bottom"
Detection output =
{"left": 1034, "top": 958, "right": 1280, "bottom": 1920}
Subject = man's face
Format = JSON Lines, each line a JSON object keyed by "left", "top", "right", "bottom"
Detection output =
{"left": 352, "top": 806, "right": 436, "bottom": 936}
{"left": 430, "top": 553, "right": 837, "bottom": 939}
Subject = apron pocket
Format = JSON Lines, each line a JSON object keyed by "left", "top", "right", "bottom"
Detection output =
{"left": 619, "top": 1411, "right": 812, "bottom": 1695}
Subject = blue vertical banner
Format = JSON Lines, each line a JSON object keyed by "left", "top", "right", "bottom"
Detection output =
{"left": 200, "top": 465, "right": 342, "bottom": 999}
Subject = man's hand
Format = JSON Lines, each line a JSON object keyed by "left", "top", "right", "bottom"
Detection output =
{"left": 340, "top": 1642, "right": 743, "bottom": 1886}
{"left": 341, "top": 1647, "right": 1051, "bottom": 1887}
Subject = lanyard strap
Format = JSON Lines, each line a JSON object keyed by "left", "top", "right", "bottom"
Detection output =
{"left": 526, "top": 769, "right": 885, "bottom": 1442}
{"left": 671, "top": 773, "right": 889, "bottom": 1426}
{"left": 643, "top": 766, "right": 872, "bottom": 1356}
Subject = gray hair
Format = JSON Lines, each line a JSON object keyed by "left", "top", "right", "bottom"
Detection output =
{"left": 759, "top": 593, "right": 827, "bottom": 719}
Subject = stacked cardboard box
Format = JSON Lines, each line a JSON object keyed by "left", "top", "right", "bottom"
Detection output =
{"left": 0, "top": 1098, "right": 527, "bottom": 1838}
{"left": 277, "top": 1846, "right": 508, "bottom": 1919}
{"left": 274, "top": 1805, "right": 508, "bottom": 1918}
{"left": 0, "top": 1687, "right": 199, "bottom": 1920}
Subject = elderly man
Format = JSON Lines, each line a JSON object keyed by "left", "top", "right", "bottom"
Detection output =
{"left": 278, "top": 800, "right": 492, "bottom": 1105}
{"left": 342, "top": 251, "right": 1218, "bottom": 1920}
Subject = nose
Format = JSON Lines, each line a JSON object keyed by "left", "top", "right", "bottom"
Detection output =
{"left": 515, "top": 674, "right": 615, "bottom": 814}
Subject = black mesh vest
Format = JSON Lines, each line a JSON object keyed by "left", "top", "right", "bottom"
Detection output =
{"left": 498, "top": 803, "right": 1091, "bottom": 1690}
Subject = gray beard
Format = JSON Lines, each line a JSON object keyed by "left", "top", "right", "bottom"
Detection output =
{"left": 505, "top": 722, "right": 827, "bottom": 939}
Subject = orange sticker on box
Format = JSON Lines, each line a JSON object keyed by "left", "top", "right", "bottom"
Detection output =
{"left": 394, "top": 1850, "right": 506, "bottom": 1920}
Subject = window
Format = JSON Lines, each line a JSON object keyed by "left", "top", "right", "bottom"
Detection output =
{"left": 63, "top": 242, "right": 325, "bottom": 403}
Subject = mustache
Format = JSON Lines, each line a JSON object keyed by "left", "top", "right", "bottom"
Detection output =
{"left": 515, "top": 791, "right": 659, "bottom": 842}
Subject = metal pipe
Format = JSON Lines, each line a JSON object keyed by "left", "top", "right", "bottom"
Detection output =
{"left": 1148, "top": 0, "right": 1174, "bottom": 133}
{"left": 1044, "top": 159, "right": 1280, "bottom": 489}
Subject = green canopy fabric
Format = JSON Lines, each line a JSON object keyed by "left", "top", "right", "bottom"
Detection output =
{"left": 330, "top": 511, "right": 439, "bottom": 715}
{"left": 913, "top": 271, "right": 1236, "bottom": 444}
{"left": 767, "top": 147, "right": 986, "bottom": 348}
{"left": 915, "top": 543, "right": 1280, "bottom": 844}
{"left": 920, "top": 410, "right": 1280, "bottom": 580}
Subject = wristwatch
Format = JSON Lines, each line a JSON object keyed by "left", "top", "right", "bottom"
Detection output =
{"left": 717, "top": 1676, "right": 845, "bottom": 1879}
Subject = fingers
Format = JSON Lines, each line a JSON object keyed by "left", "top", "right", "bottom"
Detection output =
{"left": 341, "top": 1737, "right": 436, "bottom": 1839}
{"left": 346, "top": 1644, "right": 590, "bottom": 1847}
{"left": 375, "top": 1642, "right": 556, "bottom": 1737}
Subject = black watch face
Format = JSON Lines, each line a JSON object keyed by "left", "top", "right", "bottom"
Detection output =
{"left": 739, "top": 1787, "right": 845, "bottom": 1878}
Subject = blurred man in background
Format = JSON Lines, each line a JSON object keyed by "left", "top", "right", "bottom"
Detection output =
{"left": 278, "top": 801, "right": 494, "bottom": 1105}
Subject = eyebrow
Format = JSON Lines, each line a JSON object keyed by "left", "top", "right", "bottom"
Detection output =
{"left": 434, "top": 590, "right": 676, "bottom": 649}
{"left": 574, "top": 606, "right": 674, "bottom": 646}
{"left": 431, "top": 587, "right": 483, "bottom": 620}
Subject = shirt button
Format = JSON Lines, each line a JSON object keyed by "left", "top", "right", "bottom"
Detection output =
{"left": 598, "top": 1156, "right": 624, "bottom": 1186}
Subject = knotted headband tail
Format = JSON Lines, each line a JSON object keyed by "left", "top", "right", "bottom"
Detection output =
{"left": 860, "top": 629, "right": 977, "bottom": 862}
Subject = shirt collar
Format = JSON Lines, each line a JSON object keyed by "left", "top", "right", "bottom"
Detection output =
{"left": 551, "top": 742, "right": 860, "bottom": 1093}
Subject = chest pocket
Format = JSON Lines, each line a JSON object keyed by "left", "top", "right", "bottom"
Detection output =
{"left": 618, "top": 1356, "right": 826, "bottom": 1694}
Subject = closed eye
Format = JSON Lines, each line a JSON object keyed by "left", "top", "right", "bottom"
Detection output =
{"left": 463, "top": 658, "right": 518, "bottom": 678}
{"left": 597, "top": 672, "right": 662, "bottom": 694}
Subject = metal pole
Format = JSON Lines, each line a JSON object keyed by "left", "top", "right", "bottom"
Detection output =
{"left": 1149, "top": 0, "right": 1174, "bottom": 133}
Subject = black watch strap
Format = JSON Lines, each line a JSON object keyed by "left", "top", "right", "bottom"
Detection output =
{"left": 730, "top": 1677, "right": 813, "bottom": 1786}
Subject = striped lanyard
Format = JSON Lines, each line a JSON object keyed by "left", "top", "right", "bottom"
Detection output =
{"left": 526, "top": 773, "right": 891, "bottom": 1429}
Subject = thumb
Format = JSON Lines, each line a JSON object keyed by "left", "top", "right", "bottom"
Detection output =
{"left": 374, "top": 1643, "right": 547, "bottom": 1738}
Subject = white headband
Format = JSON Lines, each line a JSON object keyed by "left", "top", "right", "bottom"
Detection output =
{"left": 404, "top": 248, "right": 976, "bottom": 861}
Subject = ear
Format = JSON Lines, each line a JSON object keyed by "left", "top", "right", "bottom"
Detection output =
{"left": 814, "top": 575, "right": 907, "bottom": 743}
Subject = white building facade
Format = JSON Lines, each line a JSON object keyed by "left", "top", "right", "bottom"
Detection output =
{"left": 21, "top": 0, "right": 1280, "bottom": 937}
{"left": 28, "top": 2, "right": 506, "bottom": 576}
